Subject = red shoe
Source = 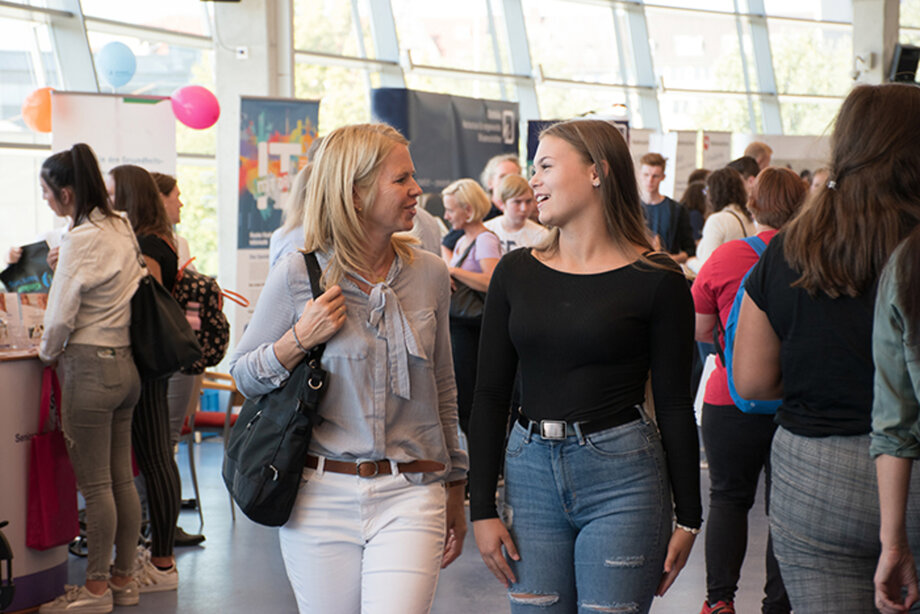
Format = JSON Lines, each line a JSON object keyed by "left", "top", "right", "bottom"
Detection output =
{"left": 700, "top": 601, "right": 735, "bottom": 614}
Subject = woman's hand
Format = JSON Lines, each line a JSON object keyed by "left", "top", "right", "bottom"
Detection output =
{"left": 655, "top": 528, "right": 696, "bottom": 596}
{"left": 294, "top": 284, "right": 346, "bottom": 348}
{"left": 47, "top": 246, "right": 60, "bottom": 271}
{"left": 441, "top": 483, "right": 467, "bottom": 568}
{"left": 875, "top": 544, "right": 919, "bottom": 613}
{"left": 275, "top": 284, "right": 346, "bottom": 371}
{"left": 473, "top": 518, "right": 520, "bottom": 587}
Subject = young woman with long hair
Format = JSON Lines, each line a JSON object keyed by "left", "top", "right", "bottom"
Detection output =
{"left": 38, "top": 144, "right": 143, "bottom": 613}
{"left": 229, "top": 123, "right": 467, "bottom": 613}
{"left": 109, "top": 164, "right": 183, "bottom": 593}
{"left": 734, "top": 83, "right": 920, "bottom": 613}
{"left": 469, "top": 119, "right": 701, "bottom": 613}
{"left": 692, "top": 167, "right": 807, "bottom": 614}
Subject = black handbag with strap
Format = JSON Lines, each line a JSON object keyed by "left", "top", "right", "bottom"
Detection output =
{"left": 449, "top": 237, "right": 487, "bottom": 323}
{"left": 222, "top": 251, "right": 327, "bottom": 527}
{"left": 125, "top": 221, "right": 203, "bottom": 380}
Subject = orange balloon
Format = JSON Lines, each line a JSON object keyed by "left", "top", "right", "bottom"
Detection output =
{"left": 22, "top": 87, "right": 53, "bottom": 133}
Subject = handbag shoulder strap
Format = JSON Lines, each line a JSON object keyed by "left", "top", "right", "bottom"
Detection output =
{"left": 454, "top": 236, "right": 477, "bottom": 267}
{"left": 302, "top": 251, "right": 326, "bottom": 363}
{"left": 726, "top": 209, "right": 748, "bottom": 237}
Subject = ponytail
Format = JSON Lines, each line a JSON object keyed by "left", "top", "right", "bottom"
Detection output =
{"left": 40, "top": 143, "right": 113, "bottom": 227}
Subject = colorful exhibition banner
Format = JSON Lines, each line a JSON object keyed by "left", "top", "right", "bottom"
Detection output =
{"left": 235, "top": 96, "right": 318, "bottom": 338}
{"left": 371, "top": 88, "right": 519, "bottom": 193}
{"left": 238, "top": 96, "right": 319, "bottom": 250}
{"left": 51, "top": 92, "right": 175, "bottom": 174}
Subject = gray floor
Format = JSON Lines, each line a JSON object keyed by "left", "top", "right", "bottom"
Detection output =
{"left": 66, "top": 439, "right": 773, "bottom": 613}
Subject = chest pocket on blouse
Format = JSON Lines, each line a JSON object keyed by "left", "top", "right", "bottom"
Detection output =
{"left": 407, "top": 309, "right": 437, "bottom": 365}
{"left": 321, "top": 318, "right": 369, "bottom": 359}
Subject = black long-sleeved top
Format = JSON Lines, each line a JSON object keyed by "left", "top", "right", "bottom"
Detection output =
{"left": 468, "top": 248, "right": 702, "bottom": 528}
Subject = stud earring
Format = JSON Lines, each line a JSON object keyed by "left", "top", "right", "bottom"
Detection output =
{"left": 592, "top": 181, "right": 600, "bottom": 188}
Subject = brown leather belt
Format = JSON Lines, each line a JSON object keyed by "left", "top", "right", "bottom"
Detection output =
{"left": 305, "top": 455, "right": 445, "bottom": 478}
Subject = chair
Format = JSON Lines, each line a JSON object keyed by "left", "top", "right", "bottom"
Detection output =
{"left": 181, "top": 371, "right": 244, "bottom": 524}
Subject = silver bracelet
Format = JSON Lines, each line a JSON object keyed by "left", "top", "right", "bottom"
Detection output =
{"left": 676, "top": 523, "right": 702, "bottom": 535}
{"left": 291, "top": 324, "right": 308, "bottom": 354}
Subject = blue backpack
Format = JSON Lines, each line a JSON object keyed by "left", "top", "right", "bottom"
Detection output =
{"left": 714, "top": 236, "right": 782, "bottom": 415}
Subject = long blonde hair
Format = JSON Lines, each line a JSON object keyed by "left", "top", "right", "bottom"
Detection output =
{"left": 302, "top": 123, "right": 416, "bottom": 286}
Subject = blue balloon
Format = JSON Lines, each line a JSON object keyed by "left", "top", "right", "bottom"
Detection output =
{"left": 97, "top": 42, "right": 136, "bottom": 87}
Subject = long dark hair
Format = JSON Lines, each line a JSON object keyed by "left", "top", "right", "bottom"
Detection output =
{"left": 706, "top": 167, "right": 750, "bottom": 218}
{"left": 110, "top": 165, "right": 176, "bottom": 248}
{"left": 40, "top": 143, "right": 114, "bottom": 227}
{"left": 679, "top": 181, "right": 708, "bottom": 218}
{"left": 536, "top": 119, "right": 652, "bottom": 256}
{"left": 150, "top": 172, "right": 177, "bottom": 197}
{"left": 784, "top": 84, "right": 920, "bottom": 298}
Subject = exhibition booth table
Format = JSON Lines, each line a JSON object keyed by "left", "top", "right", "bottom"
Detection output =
{"left": 0, "top": 349, "right": 68, "bottom": 612}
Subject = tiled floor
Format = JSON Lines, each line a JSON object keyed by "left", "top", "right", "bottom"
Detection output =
{"left": 64, "top": 438, "right": 773, "bottom": 613}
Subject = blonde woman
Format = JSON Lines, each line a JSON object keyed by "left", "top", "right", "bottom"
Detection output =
{"left": 442, "top": 178, "right": 501, "bottom": 436}
{"left": 229, "top": 123, "right": 468, "bottom": 614}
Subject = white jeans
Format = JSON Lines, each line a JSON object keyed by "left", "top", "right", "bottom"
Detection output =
{"left": 279, "top": 464, "right": 447, "bottom": 614}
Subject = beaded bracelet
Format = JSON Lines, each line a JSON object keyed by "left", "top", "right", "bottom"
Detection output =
{"left": 676, "top": 523, "right": 702, "bottom": 535}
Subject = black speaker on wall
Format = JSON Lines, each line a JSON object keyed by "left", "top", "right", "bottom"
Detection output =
{"left": 890, "top": 43, "right": 920, "bottom": 83}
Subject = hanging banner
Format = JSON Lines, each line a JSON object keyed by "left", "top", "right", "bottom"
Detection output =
{"left": 371, "top": 88, "right": 519, "bottom": 193}
{"left": 238, "top": 96, "right": 319, "bottom": 250}
{"left": 235, "top": 96, "right": 318, "bottom": 339}
{"left": 51, "top": 92, "right": 175, "bottom": 174}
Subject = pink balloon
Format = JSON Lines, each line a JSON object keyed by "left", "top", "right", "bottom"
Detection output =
{"left": 170, "top": 85, "right": 220, "bottom": 130}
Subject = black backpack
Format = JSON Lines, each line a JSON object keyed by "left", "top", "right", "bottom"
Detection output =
{"left": 172, "top": 264, "right": 232, "bottom": 374}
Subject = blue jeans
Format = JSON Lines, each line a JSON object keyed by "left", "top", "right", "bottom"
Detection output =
{"left": 502, "top": 414, "right": 671, "bottom": 614}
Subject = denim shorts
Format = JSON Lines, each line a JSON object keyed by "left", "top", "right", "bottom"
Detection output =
{"left": 502, "top": 412, "right": 671, "bottom": 613}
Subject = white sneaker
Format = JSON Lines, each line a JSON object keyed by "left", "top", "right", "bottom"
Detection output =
{"left": 134, "top": 547, "right": 178, "bottom": 593}
{"left": 39, "top": 585, "right": 113, "bottom": 614}
{"left": 107, "top": 578, "right": 140, "bottom": 606}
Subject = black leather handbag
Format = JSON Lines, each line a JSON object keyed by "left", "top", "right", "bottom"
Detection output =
{"left": 448, "top": 238, "right": 486, "bottom": 323}
{"left": 222, "top": 252, "right": 327, "bottom": 527}
{"left": 126, "top": 223, "right": 202, "bottom": 380}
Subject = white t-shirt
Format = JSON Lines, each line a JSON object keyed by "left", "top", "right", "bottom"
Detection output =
{"left": 484, "top": 216, "right": 548, "bottom": 254}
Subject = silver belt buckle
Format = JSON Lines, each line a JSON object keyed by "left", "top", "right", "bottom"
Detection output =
{"left": 540, "top": 420, "right": 567, "bottom": 439}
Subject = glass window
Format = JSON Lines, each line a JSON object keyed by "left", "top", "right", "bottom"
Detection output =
{"left": 779, "top": 98, "right": 840, "bottom": 135}
{"left": 659, "top": 92, "right": 753, "bottom": 133}
{"left": 763, "top": 0, "right": 851, "bottom": 21}
{"left": 86, "top": 31, "right": 213, "bottom": 96}
{"left": 646, "top": 8, "right": 748, "bottom": 93}
{"left": 523, "top": 0, "right": 624, "bottom": 83}
{"left": 294, "top": 61, "right": 372, "bottom": 133}
{"left": 536, "top": 84, "right": 627, "bottom": 122}
{"left": 79, "top": 0, "right": 210, "bottom": 36}
{"left": 0, "top": 17, "right": 59, "bottom": 139}
{"left": 393, "top": 0, "right": 507, "bottom": 73}
{"left": 175, "top": 160, "right": 218, "bottom": 276}
{"left": 404, "top": 73, "right": 507, "bottom": 101}
{"left": 294, "top": 0, "right": 373, "bottom": 58}
{"left": 768, "top": 19, "right": 851, "bottom": 97}
{"left": 0, "top": 148, "right": 59, "bottom": 269}
{"left": 903, "top": 0, "right": 920, "bottom": 29}
{"left": 647, "top": 0, "right": 735, "bottom": 11}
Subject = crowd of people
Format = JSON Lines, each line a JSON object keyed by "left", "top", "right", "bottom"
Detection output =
{"left": 18, "top": 81, "right": 920, "bottom": 614}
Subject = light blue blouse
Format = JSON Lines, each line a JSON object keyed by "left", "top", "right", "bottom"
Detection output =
{"left": 229, "top": 248, "right": 468, "bottom": 484}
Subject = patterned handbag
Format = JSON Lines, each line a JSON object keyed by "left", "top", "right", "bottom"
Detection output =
{"left": 172, "top": 260, "right": 247, "bottom": 374}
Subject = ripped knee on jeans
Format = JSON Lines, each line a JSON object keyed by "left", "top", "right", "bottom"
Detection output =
{"left": 580, "top": 603, "right": 639, "bottom": 613}
{"left": 509, "top": 592, "right": 559, "bottom": 607}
